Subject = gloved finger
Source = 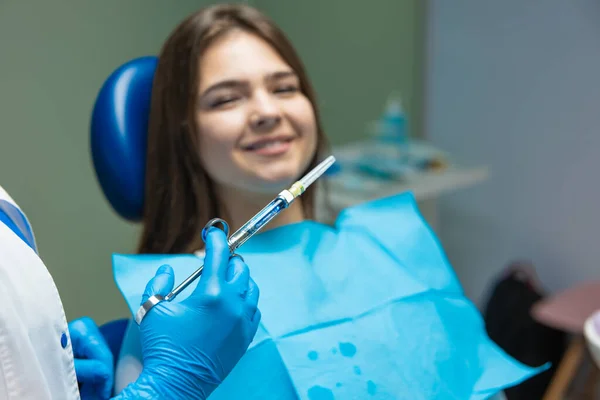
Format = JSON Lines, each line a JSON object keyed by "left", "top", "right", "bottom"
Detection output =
{"left": 68, "top": 317, "right": 114, "bottom": 371}
{"left": 74, "top": 358, "right": 113, "bottom": 399}
{"left": 200, "top": 227, "right": 230, "bottom": 282}
{"left": 245, "top": 308, "right": 262, "bottom": 341}
{"left": 141, "top": 264, "right": 175, "bottom": 304}
{"left": 79, "top": 383, "right": 106, "bottom": 400}
{"left": 244, "top": 277, "right": 260, "bottom": 319}
{"left": 227, "top": 256, "right": 250, "bottom": 296}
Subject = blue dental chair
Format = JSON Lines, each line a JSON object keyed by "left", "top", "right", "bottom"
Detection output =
{"left": 90, "top": 56, "right": 157, "bottom": 223}
{"left": 90, "top": 56, "right": 159, "bottom": 362}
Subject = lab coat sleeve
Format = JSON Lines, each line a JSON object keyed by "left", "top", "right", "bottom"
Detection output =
{"left": 0, "top": 185, "right": 80, "bottom": 399}
{"left": 0, "top": 276, "right": 51, "bottom": 399}
{"left": 0, "top": 225, "right": 79, "bottom": 399}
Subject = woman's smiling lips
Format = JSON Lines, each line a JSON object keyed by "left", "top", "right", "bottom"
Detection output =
{"left": 242, "top": 135, "right": 295, "bottom": 156}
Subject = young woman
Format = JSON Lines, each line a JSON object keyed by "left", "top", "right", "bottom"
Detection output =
{"left": 113, "top": 4, "right": 538, "bottom": 399}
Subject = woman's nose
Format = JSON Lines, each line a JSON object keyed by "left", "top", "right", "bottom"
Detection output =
{"left": 249, "top": 92, "right": 282, "bottom": 132}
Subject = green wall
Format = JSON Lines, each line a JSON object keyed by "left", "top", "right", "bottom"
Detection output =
{"left": 0, "top": 1, "right": 424, "bottom": 324}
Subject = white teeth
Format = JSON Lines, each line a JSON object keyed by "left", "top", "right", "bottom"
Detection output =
{"left": 250, "top": 140, "right": 285, "bottom": 150}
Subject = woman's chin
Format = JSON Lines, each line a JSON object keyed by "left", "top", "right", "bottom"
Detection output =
{"left": 248, "top": 173, "right": 298, "bottom": 193}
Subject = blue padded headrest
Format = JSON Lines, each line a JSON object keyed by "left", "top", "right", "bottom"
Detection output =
{"left": 90, "top": 56, "right": 157, "bottom": 222}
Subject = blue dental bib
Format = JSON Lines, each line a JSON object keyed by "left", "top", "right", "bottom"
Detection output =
{"left": 113, "top": 192, "right": 545, "bottom": 399}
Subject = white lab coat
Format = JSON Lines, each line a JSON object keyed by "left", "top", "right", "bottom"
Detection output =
{"left": 0, "top": 185, "right": 80, "bottom": 399}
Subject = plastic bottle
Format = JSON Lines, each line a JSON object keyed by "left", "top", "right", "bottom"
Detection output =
{"left": 359, "top": 93, "right": 411, "bottom": 179}
{"left": 380, "top": 94, "right": 408, "bottom": 150}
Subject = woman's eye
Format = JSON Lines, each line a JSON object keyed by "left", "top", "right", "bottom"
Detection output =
{"left": 274, "top": 85, "right": 298, "bottom": 95}
{"left": 209, "top": 95, "right": 240, "bottom": 108}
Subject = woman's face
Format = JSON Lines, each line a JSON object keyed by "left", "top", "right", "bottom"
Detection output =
{"left": 195, "top": 30, "right": 318, "bottom": 195}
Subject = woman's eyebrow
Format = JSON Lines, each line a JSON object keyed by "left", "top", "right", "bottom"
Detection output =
{"left": 200, "top": 71, "right": 297, "bottom": 97}
{"left": 266, "top": 71, "right": 297, "bottom": 81}
{"left": 200, "top": 80, "right": 246, "bottom": 97}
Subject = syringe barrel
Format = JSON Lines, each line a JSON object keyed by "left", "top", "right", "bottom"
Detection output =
{"left": 228, "top": 195, "right": 289, "bottom": 251}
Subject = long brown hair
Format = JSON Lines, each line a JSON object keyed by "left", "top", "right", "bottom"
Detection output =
{"left": 137, "top": 4, "right": 329, "bottom": 254}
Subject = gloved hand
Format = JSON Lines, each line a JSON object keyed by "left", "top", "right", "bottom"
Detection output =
{"left": 113, "top": 228, "right": 261, "bottom": 400}
{"left": 68, "top": 317, "right": 114, "bottom": 399}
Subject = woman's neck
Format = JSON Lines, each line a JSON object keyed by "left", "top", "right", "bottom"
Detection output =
{"left": 215, "top": 185, "right": 306, "bottom": 233}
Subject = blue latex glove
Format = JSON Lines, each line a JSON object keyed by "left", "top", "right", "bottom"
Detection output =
{"left": 69, "top": 317, "right": 114, "bottom": 400}
{"left": 113, "top": 228, "right": 261, "bottom": 400}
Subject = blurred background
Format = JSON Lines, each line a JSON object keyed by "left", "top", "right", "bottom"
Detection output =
{"left": 1, "top": 2, "right": 600, "bottom": 394}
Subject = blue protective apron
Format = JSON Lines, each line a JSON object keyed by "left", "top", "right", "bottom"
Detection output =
{"left": 113, "top": 192, "right": 546, "bottom": 400}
